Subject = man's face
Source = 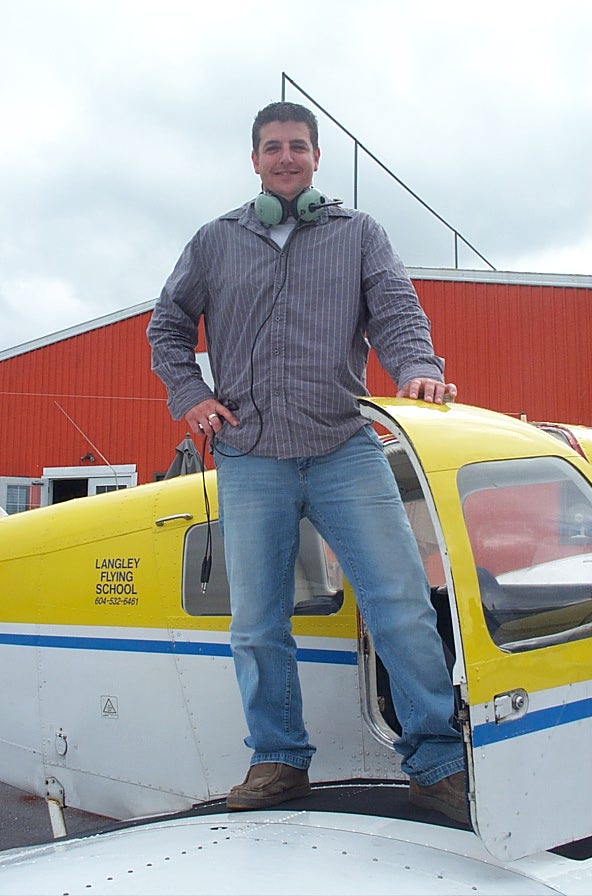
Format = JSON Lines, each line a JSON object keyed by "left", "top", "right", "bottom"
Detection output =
{"left": 252, "top": 120, "right": 320, "bottom": 201}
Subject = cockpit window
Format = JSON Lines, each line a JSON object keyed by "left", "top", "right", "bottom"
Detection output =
{"left": 182, "top": 518, "right": 344, "bottom": 616}
{"left": 458, "top": 456, "right": 592, "bottom": 652}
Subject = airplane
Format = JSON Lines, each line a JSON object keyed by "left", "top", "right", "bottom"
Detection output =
{"left": 0, "top": 396, "right": 591, "bottom": 894}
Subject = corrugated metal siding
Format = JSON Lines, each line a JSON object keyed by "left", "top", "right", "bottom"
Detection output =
{"left": 1, "top": 277, "right": 591, "bottom": 486}
{"left": 411, "top": 280, "right": 592, "bottom": 424}
{"left": 0, "top": 312, "right": 191, "bottom": 482}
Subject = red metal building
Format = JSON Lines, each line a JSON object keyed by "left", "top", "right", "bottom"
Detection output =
{"left": 1, "top": 269, "right": 591, "bottom": 512}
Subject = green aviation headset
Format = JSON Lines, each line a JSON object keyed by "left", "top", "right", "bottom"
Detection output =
{"left": 254, "top": 187, "right": 343, "bottom": 226}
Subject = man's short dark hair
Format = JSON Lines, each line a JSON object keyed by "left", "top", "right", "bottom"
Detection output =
{"left": 252, "top": 102, "right": 319, "bottom": 152}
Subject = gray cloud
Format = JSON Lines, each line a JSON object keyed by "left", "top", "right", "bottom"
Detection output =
{"left": 1, "top": 0, "right": 590, "bottom": 351}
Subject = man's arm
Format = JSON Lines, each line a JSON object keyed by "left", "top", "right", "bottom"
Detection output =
{"left": 147, "top": 236, "right": 214, "bottom": 420}
{"left": 361, "top": 217, "right": 456, "bottom": 401}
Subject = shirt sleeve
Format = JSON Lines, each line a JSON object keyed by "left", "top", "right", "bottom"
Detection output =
{"left": 361, "top": 217, "right": 444, "bottom": 388}
{"left": 146, "top": 233, "right": 215, "bottom": 420}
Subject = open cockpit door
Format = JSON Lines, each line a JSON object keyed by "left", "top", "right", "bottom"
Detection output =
{"left": 360, "top": 398, "right": 592, "bottom": 861}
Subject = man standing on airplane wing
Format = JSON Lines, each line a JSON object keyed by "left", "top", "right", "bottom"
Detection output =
{"left": 147, "top": 101, "right": 467, "bottom": 824}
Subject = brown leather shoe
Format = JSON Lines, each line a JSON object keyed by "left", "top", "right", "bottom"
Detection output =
{"left": 408, "top": 770, "right": 468, "bottom": 824}
{"left": 226, "top": 762, "right": 311, "bottom": 811}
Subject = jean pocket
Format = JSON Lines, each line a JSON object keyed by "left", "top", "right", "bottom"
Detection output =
{"left": 212, "top": 439, "right": 245, "bottom": 469}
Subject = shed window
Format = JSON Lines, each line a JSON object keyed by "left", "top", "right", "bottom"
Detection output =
{"left": 5, "top": 484, "right": 38, "bottom": 514}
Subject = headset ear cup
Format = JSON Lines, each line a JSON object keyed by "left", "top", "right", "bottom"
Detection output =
{"left": 295, "top": 187, "right": 325, "bottom": 222}
{"left": 254, "top": 193, "right": 289, "bottom": 226}
{"left": 255, "top": 189, "right": 329, "bottom": 225}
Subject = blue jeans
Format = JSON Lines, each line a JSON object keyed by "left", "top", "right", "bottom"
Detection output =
{"left": 215, "top": 426, "right": 464, "bottom": 785}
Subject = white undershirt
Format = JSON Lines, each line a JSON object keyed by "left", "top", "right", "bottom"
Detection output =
{"left": 269, "top": 217, "right": 297, "bottom": 248}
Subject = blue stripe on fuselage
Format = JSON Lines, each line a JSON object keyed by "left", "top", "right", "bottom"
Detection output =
{"left": 472, "top": 697, "right": 592, "bottom": 747}
{"left": 0, "top": 632, "right": 357, "bottom": 665}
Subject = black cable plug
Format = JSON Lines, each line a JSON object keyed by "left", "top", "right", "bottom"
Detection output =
{"left": 200, "top": 555, "right": 212, "bottom": 593}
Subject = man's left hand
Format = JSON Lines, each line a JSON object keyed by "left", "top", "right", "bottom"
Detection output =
{"left": 397, "top": 378, "right": 457, "bottom": 404}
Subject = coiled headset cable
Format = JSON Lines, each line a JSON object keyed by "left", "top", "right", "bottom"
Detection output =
{"left": 211, "top": 235, "right": 292, "bottom": 459}
{"left": 199, "top": 233, "right": 292, "bottom": 590}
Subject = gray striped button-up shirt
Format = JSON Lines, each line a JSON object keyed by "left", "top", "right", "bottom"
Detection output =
{"left": 147, "top": 199, "right": 444, "bottom": 459}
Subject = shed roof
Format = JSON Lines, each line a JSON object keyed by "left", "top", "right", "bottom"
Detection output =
{"left": 1, "top": 268, "right": 591, "bottom": 362}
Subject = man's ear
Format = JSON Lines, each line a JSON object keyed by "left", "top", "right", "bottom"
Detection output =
{"left": 251, "top": 149, "right": 260, "bottom": 175}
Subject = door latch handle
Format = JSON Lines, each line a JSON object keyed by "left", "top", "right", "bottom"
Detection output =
{"left": 494, "top": 688, "right": 529, "bottom": 723}
{"left": 155, "top": 513, "right": 193, "bottom": 527}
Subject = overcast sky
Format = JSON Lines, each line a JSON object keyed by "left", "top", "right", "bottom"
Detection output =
{"left": 1, "top": 0, "right": 591, "bottom": 352}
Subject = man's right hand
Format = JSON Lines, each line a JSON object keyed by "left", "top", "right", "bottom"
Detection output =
{"left": 185, "top": 400, "right": 239, "bottom": 437}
